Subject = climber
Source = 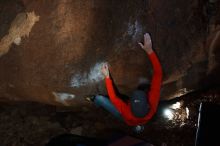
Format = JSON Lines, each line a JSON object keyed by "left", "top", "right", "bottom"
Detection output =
{"left": 86, "top": 33, "right": 162, "bottom": 133}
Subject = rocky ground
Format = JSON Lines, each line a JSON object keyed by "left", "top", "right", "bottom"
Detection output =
{"left": 0, "top": 86, "right": 219, "bottom": 146}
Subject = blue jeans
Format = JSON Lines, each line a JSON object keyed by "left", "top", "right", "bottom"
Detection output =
{"left": 94, "top": 95, "right": 123, "bottom": 121}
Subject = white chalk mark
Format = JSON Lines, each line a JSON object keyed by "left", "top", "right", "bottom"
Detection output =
{"left": 127, "top": 20, "right": 143, "bottom": 41}
{"left": 13, "top": 37, "right": 21, "bottom": 45}
{"left": 53, "top": 92, "right": 75, "bottom": 105}
{"left": 70, "top": 62, "right": 106, "bottom": 88}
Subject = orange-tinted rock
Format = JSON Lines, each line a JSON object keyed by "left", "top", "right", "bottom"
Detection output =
{"left": 0, "top": 0, "right": 219, "bottom": 105}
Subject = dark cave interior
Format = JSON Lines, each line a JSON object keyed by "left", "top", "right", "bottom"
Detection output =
{"left": 0, "top": 0, "right": 220, "bottom": 146}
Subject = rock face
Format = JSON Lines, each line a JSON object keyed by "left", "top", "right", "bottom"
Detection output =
{"left": 0, "top": 0, "right": 219, "bottom": 106}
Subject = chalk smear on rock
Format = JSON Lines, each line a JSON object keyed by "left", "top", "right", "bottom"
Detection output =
{"left": 70, "top": 62, "right": 106, "bottom": 88}
{"left": 53, "top": 92, "right": 75, "bottom": 105}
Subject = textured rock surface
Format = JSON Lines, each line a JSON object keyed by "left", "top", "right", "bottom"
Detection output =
{"left": 0, "top": 12, "right": 39, "bottom": 56}
{"left": 0, "top": 0, "right": 219, "bottom": 105}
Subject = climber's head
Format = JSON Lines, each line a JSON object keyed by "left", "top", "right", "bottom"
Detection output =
{"left": 130, "top": 89, "right": 150, "bottom": 118}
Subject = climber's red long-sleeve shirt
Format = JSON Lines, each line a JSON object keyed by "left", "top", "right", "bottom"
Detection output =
{"left": 105, "top": 51, "right": 162, "bottom": 126}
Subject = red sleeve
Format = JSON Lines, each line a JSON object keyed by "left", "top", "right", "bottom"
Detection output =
{"left": 147, "top": 52, "right": 163, "bottom": 113}
{"left": 105, "top": 77, "right": 128, "bottom": 113}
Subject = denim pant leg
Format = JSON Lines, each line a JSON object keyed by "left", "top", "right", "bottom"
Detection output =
{"left": 94, "top": 95, "right": 123, "bottom": 121}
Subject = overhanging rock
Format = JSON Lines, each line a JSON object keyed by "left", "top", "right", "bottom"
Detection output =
{"left": 0, "top": 0, "right": 219, "bottom": 106}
